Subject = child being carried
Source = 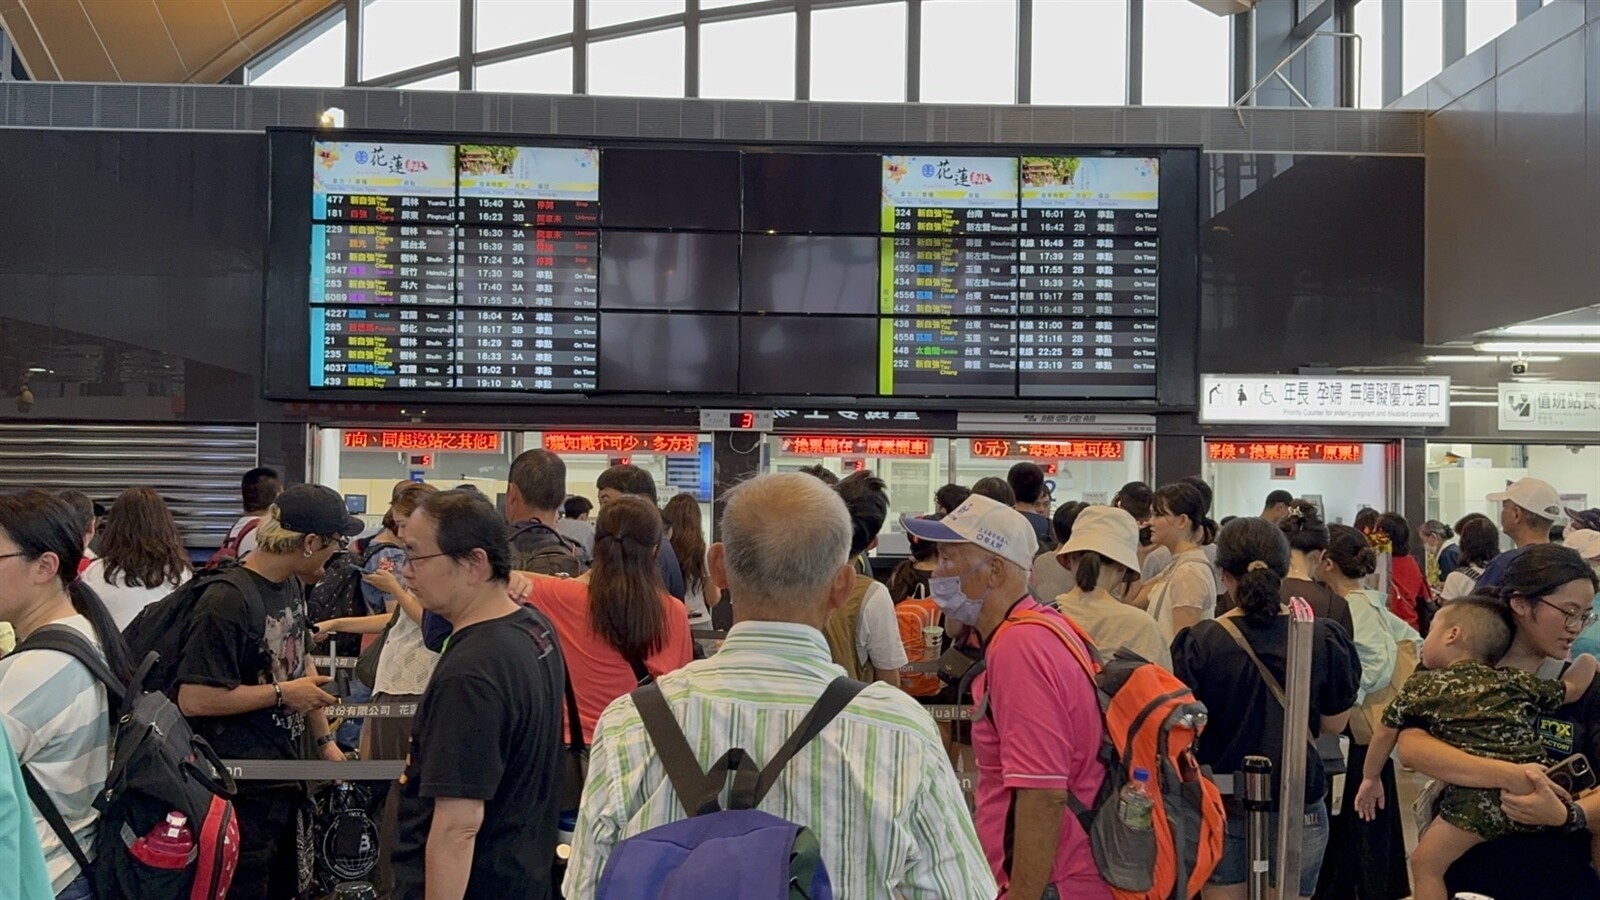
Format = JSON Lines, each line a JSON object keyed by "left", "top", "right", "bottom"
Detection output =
{"left": 1355, "top": 595, "right": 1597, "bottom": 900}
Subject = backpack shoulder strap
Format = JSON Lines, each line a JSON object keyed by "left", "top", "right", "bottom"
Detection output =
{"left": 1216, "top": 616, "right": 1318, "bottom": 747}
{"left": 15, "top": 625, "right": 125, "bottom": 704}
{"left": 633, "top": 682, "right": 717, "bottom": 818}
{"left": 747, "top": 677, "right": 866, "bottom": 807}
{"left": 625, "top": 651, "right": 652, "bottom": 686}
{"left": 563, "top": 658, "right": 586, "bottom": 754}
{"left": 19, "top": 766, "right": 95, "bottom": 890}
{"left": 990, "top": 609, "right": 1101, "bottom": 684}
{"left": 210, "top": 566, "right": 269, "bottom": 642}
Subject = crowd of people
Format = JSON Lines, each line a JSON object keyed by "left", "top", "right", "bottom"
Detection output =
{"left": 2, "top": 455, "right": 1600, "bottom": 900}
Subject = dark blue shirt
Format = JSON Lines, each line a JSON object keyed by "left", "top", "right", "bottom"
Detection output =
{"left": 1474, "top": 544, "right": 1533, "bottom": 591}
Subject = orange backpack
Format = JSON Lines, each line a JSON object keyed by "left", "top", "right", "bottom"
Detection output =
{"left": 989, "top": 609, "right": 1225, "bottom": 900}
{"left": 894, "top": 587, "right": 943, "bottom": 698}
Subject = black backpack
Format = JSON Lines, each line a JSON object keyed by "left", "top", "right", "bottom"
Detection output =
{"left": 510, "top": 519, "right": 589, "bottom": 578}
{"left": 306, "top": 544, "right": 387, "bottom": 657}
{"left": 15, "top": 627, "right": 240, "bottom": 900}
{"left": 122, "top": 565, "right": 267, "bottom": 696}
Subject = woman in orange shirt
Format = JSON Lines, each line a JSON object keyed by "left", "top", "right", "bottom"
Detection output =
{"left": 527, "top": 494, "right": 694, "bottom": 743}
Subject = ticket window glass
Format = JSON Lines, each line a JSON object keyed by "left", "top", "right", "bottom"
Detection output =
{"left": 951, "top": 439, "right": 1149, "bottom": 508}
{"left": 1203, "top": 440, "right": 1394, "bottom": 526}
{"left": 315, "top": 428, "right": 517, "bottom": 533}
{"left": 521, "top": 431, "right": 716, "bottom": 541}
{"left": 766, "top": 435, "right": 951, "bottom": 557}
{"left": 1427, "top": 443, "right": 1596, "bottom": 538}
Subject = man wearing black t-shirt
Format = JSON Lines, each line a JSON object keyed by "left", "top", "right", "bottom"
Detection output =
{"left": 393, "top": 489, "right": 564, "bottom": 900}
{"left": 177, "top": 484, "right": 362, "bottom": 900}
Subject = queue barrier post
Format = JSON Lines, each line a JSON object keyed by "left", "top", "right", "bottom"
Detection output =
{"left": 1242, "top": 755, "right": 1273, "bottom": 900}
{"left": 1275, "top": 598, "right": 1316, "bottom": 896}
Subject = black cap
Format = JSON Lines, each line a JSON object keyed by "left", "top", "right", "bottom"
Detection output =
{"left": 275, "top": 484, "right": 364, "bottom": 537}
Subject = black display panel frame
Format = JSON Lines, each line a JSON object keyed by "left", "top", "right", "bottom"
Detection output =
{"left": 263, "top": 128, "right": 1200, "bottom": 410}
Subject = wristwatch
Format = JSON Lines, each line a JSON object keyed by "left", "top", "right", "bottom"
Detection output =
{"left": 316, "top": 734, "right": 338, "bottom": 748}
{"left": 1564, "top": 798, "right": 1589, "bottom": 833}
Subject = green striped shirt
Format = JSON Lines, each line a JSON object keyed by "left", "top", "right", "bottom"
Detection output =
{"left": 564, "top": 621, "right": 996, "bottom": 900}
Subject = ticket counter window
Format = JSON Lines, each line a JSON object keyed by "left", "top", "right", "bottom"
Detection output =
{"left": 951, "top": 438, "right": 1148, "bottom": 509}
{"left": 1428, "top": 443, "right": 1597, "bottom": 533}
{"left": 316, "top": 428, "right": 516, "bottom": 532}
{"left": 766, "top": 435, "right": 950, "bottom": 550}
{"left": 1203, "top": 440, "right": 1393, "bottom": 525}
{"left": 522, "top": 431, "right": 716, "bottom": 540}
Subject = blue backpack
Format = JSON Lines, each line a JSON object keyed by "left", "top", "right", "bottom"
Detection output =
{"left": 595, "top": 677, "right": 866, "bottom": 900}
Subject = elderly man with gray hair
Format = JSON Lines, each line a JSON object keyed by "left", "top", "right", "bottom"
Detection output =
{"left": 564, "top": 473, "right": 994, "bottom": 900}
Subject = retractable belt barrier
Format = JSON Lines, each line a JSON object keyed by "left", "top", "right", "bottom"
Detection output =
{"left": 221, "top": 760, "right": 403, "bottom": 781}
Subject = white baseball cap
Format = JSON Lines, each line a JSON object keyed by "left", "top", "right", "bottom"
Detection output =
{"left": 1487, "top": 477, "right": 1564, "bottom": 521}
{"left": 900, "top": 494, "right": 1038, "bottom": 572}
{"left": 1566, "top": 529, "right": 1600, "bottom": 562}
{"left": 1057, "top": 505, "right": 1142, "bottom": 575}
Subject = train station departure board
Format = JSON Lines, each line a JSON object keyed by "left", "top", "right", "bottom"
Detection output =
{"left": 277, "top": 134, "right": 1193, "bottom": 402}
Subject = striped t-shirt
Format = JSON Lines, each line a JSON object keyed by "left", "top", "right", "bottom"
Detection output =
{"left": 0, "top": 615, "right": 111, "bottom": 894}
{"left": 564, "top": 621, "right": 996, "bottom": 900}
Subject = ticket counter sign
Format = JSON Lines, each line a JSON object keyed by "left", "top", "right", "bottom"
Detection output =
{"left": 969, "top": 438, "right": 1125, "bottom": 461}
{"left": 780, "top": 436, "right": 932, "bottom": 457}
{"left": 542, "top": 432, "right": 699, "bottom": 454}
{"left": 1200, "top": 375, "right": 1449, "bottom": 426}
{"left": 1206, "top": 441, "right": 1364, "bottom": 463}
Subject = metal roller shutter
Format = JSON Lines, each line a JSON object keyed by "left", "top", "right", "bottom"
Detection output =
{"left": 0, "top": 424, "right": 258, "bottom": 548}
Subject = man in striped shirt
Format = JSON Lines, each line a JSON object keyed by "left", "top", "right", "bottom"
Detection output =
{"left": 565, "top": 472, "right": 995, "bottom": 899}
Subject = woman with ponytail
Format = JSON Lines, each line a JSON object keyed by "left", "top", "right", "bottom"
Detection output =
{"left": 0, "top": 489, "right": 134, "bottom": 899}
{"left": 1172, "top": 517, "right": 1360, "bottom": 900}
{"left": 526, "top": 494, "right": 692, "bottom": 743}
{"left": 1313, "top": 523, "right": 1417, "bottom": 900}
{"left": 1131, "top": 481, "right": 1220, "bottom": 640}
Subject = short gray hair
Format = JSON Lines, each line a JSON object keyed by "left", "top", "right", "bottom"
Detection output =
{"left": 720, "top": 473, "right": 851, "bottom": 609}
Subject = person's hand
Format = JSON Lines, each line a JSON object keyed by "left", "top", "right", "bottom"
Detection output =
{"left": 319, "top": 740, "right": 346, "bottom": 764}
{"left": 1505, "top": 762, "right": 1551, "bottom": 796}
{"left": 1502, "top": 771, "right": 1570, "bottom": 827}
{"left": 362, "top": 569, "right": 403, "bottom": 597}
{"left": 311, "top": 620, "right": 339, "bottom": 643}
{"left": 1354, "top": 777, "right": 1386, "bottom": 821}
{"left": 507, "top": 570, "right": 533, "bottom": 604}
{"left": 278, "top": 675, "right": 336, "bottom": 713}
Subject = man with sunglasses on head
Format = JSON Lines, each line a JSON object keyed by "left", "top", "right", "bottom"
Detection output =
{"left": 176, "top": 484, "right": 361, "bottom": 900}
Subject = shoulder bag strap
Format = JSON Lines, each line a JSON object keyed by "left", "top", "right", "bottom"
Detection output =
{"left": 15, "top": 626, "right": 125, "bottom": 704}
{"left": 745, "top": 677, "right": 867, "bottom": 806}
{"left": 19, "top": 766, "right": 96, "bottom": 892}
{"left": 632, "top": 682, "right": 718, "bottom": 818}
{"left": 625, "top": 651, "right": 652, "bottom": 687}
{"left": 563, "top": 659, "right": 586, "bottom": 754}
{"left": 1216, "top": 617, "right": 1318, "bottom": 747}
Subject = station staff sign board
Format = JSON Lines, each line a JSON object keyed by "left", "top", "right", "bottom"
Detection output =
{"left": 1199, "top": 375, "right": 1450, "bottom": 427}
{"left": 1498, "top": 381, "right": 1600, "bottom": 432}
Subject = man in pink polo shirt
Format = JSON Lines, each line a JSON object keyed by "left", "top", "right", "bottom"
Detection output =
{"left": 903, "top": 495, "right": 1111, "bottom": 900}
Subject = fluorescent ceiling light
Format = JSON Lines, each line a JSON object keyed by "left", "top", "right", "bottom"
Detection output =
{"left": 1476, "top": 342, "right": 1600, "bottom": 354}
{"left": 1496, "top": 324, "right": 1600, "bottom": 338}
{"left": 1425, "top": 354, "right": 1562, "bottom": 363}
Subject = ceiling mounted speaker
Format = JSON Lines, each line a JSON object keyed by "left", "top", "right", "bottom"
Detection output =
{"left": 1188, "top": 0, "right": 1261, "bottom": 15}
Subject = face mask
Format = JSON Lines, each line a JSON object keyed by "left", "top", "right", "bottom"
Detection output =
{"left": 930, "top": 568, "right": 989, "bottom": 626}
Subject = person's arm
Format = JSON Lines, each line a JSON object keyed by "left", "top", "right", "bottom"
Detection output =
{"left": 564, "top": 704, "right": 630, "bottom": 899}
{"left": 874, "top": 667, "right": 902, "bottom": 688}
{"left": 364, "top": 567, "right": 428, "bottom": 626}
{"left": 424, "top": 797, "right": 484, "bottom": 900}
{"left": 1127, "top": 578, "right": 1154, "bottom": 611}
{"left": 1502, "top": 769, "right": 1600, "bottom": 830}
{"left": 1170, "top": 605, "right": 1202, "bottom": 635}
{"left": 1320, "top": 710, "right": 1351, "bottom": 735}
{"left": 314, "top": 613, "right": 391, "bottom": 637}
{"left": 1562, "top": 654, "right": 1598, "bottom": 705}
{"left": 176, "top": 584, "right": 336, "bottom": 717}
{"left": 178, "top": 678, "right": 333, "bottom": 717}
{"left": 899, "top": 729, "right": 999, "bottom": 899}
{"left": 303, "top": 657, "right": 342, "bottom": 762}
{"left": 1007, "top": 789, "right": 1069, "bottom": 899}
{"left": 860, "top": 587, "right": 908, "bottom": 685}
{"left": 1354, "top": 724, "right": 1399, "bottom": 820}
{"left": 1396, "top": 728, "right": 1536, "bottom": 790}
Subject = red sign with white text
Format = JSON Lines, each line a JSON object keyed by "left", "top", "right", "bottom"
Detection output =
{"left": 780, "top": 436, "right": 933, "bottom": 457}
{"left": 542, "top": 432, "right": 700, "bottom": 455}
{"left": 1206, "top": 441, "right": 1364, "bottom": 463}
{"left": 968, "top": 438, "right": 1125, "bottom": 461}
{"left": 343, "top": 430, "right": 501, "bottom": 452}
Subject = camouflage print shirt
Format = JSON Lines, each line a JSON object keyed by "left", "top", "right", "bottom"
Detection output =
{"left": 1383, "top": 659, "right": 1564, "bottom": 764}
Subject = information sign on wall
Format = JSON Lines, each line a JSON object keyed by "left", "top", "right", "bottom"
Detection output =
{"left": 1206, "top": 441, "right": 1365, "bottom": 463}
{"left": 1498, "top": 382, "right": 1600, "bottom": 432}
{"left": 342, "top": 430, "right": 501, "bottom": 452}
{"left": 1199, "top": 375, "right": 1449, "bottom": 426}
{"left": 542, "top": 432, "right": 699, "bottom": 454}
{"left": 968, "top": 438, "right": 1125, "bottom": 461}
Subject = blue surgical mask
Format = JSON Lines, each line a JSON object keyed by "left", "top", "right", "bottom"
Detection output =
{"left": 930, "top": 567, "right": 989, "bottom": 626}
